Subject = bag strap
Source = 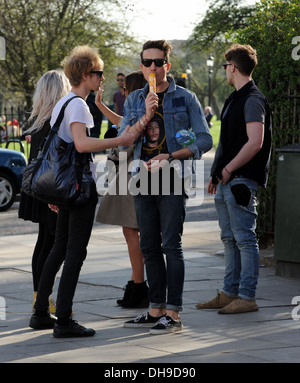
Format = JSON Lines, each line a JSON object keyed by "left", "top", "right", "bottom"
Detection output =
{"left": 29, "top": 96, "right": 85, "bottom": 188}
{"left": 41, "top": 95, "right": 83, "bottom": 155}
{"left": 51, "top": 95, "right": 83, "bottom": 134}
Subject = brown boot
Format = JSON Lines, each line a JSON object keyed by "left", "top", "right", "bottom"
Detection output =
{"left": 195, "top": 290, "right": 236, "bottom": 309}
{"left": 218, "top": 298, "right": 258, "bottom": 314}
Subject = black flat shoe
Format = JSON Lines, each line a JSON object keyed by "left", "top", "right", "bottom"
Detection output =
{"left": 53, "top": 319, "right": 95, "bottom": 338}
{"left": 29, "top": 314, "right": 56, "bottom": 330}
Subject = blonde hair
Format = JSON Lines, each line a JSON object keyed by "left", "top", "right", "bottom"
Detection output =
{"left": 26, "top": 70, "right": 71, "bottom": 133}
{"left": 61, "top": 45, "right": 102, "bottom": 86}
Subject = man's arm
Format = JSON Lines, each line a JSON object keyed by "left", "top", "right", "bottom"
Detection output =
{"left": 220, "top": 121, "right": 264, "bottom": 184}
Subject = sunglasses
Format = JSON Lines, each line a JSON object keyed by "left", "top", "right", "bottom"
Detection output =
{"left": 222, "top": 63, "right": 238, "bottom": 70}
{"left": 90, "top": 70, "right": 103, "bottom": 78}
{"left": 141, "top": 58, "right": 167, "bottom": 67}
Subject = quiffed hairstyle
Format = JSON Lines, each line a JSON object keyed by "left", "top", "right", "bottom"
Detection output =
{"left": 140, "top": 40, "right": 173, "bottom": 62}
{"left": 62, "top": 45, "right": 102, "bottom": 86}
{"left": 225, "top": 44, "right": 257, "bottom": 76}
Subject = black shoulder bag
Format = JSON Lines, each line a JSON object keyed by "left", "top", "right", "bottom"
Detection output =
{"left": 21, "top": 96, "right": 94, "bottom": 207}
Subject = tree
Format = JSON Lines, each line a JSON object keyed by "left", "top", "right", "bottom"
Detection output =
{"left": 0, "top": 0, "right": 137, "bottom": 110}
{"left": 186, "top": 0, "right": 256, "bottom": 118}
{"left": 188, "top": 0, "right": 255, "bottom": 51}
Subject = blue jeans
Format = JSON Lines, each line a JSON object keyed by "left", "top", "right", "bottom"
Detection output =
{"left": 134, "top": 193, "right": 186, "bottom": 312}
{"left": 214, "top": 178, "right": 259, "bottom": 300}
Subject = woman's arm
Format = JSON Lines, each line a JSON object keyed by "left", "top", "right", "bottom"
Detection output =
{"left": 95, "top": 89, "right": 122, "bottom": 126}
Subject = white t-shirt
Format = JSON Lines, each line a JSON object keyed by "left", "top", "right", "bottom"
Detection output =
{"left": 50, "top": 92, "right": 96, "bottom": 179}
{"left": 50, "top": 92, "right": 94, "bottom": 142}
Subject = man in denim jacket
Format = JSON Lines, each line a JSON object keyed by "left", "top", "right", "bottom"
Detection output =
{"left": 122, "top": 40, "right": 212, "bottom": 334}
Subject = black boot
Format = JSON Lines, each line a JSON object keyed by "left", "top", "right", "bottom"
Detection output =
{"left": 121, "top": 281, "right": 149, "bottom": 308}
{"left": 117, "top": 280, "right": 134, "bottom": 306}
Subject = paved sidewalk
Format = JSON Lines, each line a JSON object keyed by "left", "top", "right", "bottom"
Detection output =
{"left": 0, "top": 151, "right": 299, "bottom": 364}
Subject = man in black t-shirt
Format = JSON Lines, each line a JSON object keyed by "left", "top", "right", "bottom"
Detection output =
{"left": 196, "top": 44, "right": 272, "bottom": 314}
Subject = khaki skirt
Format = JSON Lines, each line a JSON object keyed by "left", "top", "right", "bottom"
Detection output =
{"left": 96, "top": 146, "right": 138, "bottom": 229}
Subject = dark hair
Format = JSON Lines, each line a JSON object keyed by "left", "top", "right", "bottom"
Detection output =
{"left": 140, "top": 40, "right": 172, "bottom": 62}
{"left": 225, "top": 44, "right": 257, "bottom": 76}
{"left": 125, "top": 71, "right": 147, "bottom": 94}
{"left": 117, "top": 73, "right": 125, "bottom": 77}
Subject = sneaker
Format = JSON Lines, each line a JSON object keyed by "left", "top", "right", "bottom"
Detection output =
{"left": 150, "top": 316, "right": 182, "bottom": 335}
{"left": 218, "top": 298, "right": 258, "bottom": 314}
{"left": 29, "top": 314, "right": 56, "bottom": 330}
{"left": 124, "top": 311, "right": 165, "bottom": 328}
{"left": 195, "top": 290, "right": 236, "bottom": 309}
{"left": 53, "top": 319, "right": 95, "bottom": 338}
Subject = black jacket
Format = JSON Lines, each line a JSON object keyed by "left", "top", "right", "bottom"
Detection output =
{"left": 211, "top": 80, "right": 272, "bottom": 187}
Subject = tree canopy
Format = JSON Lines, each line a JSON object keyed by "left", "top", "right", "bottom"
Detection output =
{"left": 0, "top": 0, "right": 137, "bottom": 109}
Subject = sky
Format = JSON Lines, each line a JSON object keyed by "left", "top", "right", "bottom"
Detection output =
{"left": 120, "top": 0, "right": 259, "bottom": 41}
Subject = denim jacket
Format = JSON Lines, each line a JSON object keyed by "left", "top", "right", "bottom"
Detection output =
{"left": 120, "top": 76, "right": 212, "bottom": 177}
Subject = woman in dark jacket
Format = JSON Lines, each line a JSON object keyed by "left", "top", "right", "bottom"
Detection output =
{"left": 19, "top": 70, "right": 71, "bottom": 313}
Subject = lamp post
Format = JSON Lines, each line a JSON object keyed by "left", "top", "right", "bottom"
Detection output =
{"left": 0, "top": 37, "right": 6, "bottom": 60}
{"left": 206, "top": 56, "right": 214, "bottom": 106}
{"left": 186, "top": 63, "right": 192, "bottom": 90}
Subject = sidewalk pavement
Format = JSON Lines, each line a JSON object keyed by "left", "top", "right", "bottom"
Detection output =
{"left": 0, "top": 151, "right": 300, "bottom": 364}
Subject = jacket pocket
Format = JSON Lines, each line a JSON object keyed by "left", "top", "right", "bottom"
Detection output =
{"left": 173, "top": 111, "right": 189, "bottom": 131}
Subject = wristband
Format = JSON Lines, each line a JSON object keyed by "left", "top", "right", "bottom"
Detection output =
{"left": 225, "top": 166, "right": 231, "bottom": 175}
{"left": 168, "top": 153, "right": 174, "bottom": 163}
{"left": 135, "top": 124, "right": 143, "bottom": 134}
{"left": 139, "top": 117, "right": 147, "bottom": 130}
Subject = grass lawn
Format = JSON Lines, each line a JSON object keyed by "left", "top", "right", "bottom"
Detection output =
{"left": 209, "top": 116, "right": 220, "bottom": 150}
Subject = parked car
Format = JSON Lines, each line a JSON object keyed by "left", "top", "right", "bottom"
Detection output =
{"left": 0, "top": 148, "right": 27, "bottom": 211}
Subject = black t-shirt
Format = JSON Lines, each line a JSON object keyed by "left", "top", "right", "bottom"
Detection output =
{"left": 138, "top": 89, "right": 185, "bottom": 195}
{"left": 211, "top": 80, "right": 272, "bottom": 187}
{"left": 141, "top": 90, "right": 168, "bottom": 161}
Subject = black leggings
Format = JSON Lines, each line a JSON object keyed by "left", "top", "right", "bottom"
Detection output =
{"left": 34, "top": 187, "right": 98, "bottom": 319}
{"left": 32, "top": 223, "right": 55, "bottom": 292}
